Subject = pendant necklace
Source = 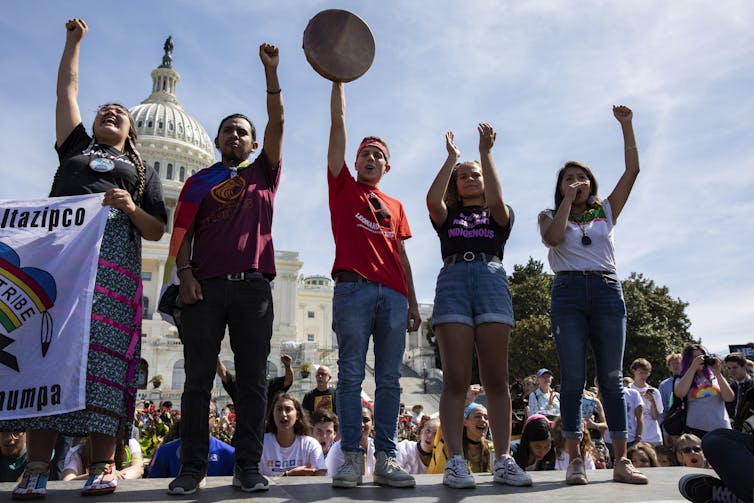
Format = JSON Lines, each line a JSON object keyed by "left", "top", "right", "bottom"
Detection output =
{"left": 571, "top": 209, "right": 592, "bottom": 246}
{"left": 84, "top": 144, "right": 130, "bottom": 173}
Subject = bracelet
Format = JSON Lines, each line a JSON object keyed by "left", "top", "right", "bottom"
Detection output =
{"left": 267, "top": 88, "right": 281, "bottom": 95}
{"left": 625, "top": 146, "right": 637, "bottom": 151}
{"left": 176, "top": 264, "right": 192, "bottom": 273}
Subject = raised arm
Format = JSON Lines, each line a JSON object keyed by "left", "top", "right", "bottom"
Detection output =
{"left": 56, "top": 18, "right": 86, "bottom": 147}
{"left": 426, "top": 132, "right": 460, "bottom": 226}
{"left": 327, "top": 82, "right": 347, "bottom": 177}
{"left": 606, "top": 105, "right": 639, "bottom": 222}
{"left": 478, "top": 123, "right": 510, "bottom": 228}
{"left": 259, "top": 43, "right": 283, "bottom": 164}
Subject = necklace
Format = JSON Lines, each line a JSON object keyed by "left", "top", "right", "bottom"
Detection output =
{"left": 83, "top": 144, "right": 131, "bottom": 173}
{"left": 417, "top": 443, "right": 432, "bottom": 456}
{"left": 466, "top": 437, "right": 482, "bottom": 446}
{"left": 570, "top": 209, "right": 593, "bottom": 246}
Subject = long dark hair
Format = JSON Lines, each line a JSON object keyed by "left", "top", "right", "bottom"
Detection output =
{"left": 266, "top": 392, "right": 312, "bottom": 436}
{"left": 553, "top": 161, "right": 600, "bottom": 210}
{"left": 513, "top": 416, "right": 555, "bottom": 469}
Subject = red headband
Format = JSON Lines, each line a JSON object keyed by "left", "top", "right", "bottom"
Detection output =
{"left": 357, "top": 139, "right": 389, "bottom": 161}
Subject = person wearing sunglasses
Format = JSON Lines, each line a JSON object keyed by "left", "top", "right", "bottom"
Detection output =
{"left": 1, "top": 432, "right": 27, "bottom": 483}
{"left": 302, "top": 366, "right": 336, "bottom": 415}
{"left": 675, "top": 434, "right": 708, "bottom": 469}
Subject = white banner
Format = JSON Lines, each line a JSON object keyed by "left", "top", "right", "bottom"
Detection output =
{"left": 0, "top": 194, "right": 108, "bottom": 419}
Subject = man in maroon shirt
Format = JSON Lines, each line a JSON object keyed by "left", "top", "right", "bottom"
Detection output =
{"left": 168, "top": 43, "right": 283, "bottom": 496}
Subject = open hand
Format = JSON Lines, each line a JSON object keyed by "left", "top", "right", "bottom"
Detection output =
{"left": 445, "top": 131, "right": 460, "bottom": 160}
{"left": 478, "top": 123, "right": 496, "bottom": 152}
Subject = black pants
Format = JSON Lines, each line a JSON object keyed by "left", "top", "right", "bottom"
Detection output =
{"left": 179, "top": 276, "right": 273, "bottom": 474}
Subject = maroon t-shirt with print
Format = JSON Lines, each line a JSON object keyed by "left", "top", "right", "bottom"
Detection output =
{"left": 190, "top": 152, "right": 280, "bottom": 280}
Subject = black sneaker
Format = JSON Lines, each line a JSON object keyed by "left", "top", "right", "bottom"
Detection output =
{"left": 232, "top": 464, "right": 269, "bottom": 492}
{"left": 167, "top": 470, "right": 206, "bottom": 495}
{"left": 678, "top": 474, "right": 743, "bottom": 503}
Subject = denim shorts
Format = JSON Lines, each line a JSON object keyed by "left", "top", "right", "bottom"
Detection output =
{"left": 431, "top": 260, "right": 514, "bottom": 328}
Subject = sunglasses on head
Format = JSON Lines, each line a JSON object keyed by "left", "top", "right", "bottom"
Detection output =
{"left": 680, "top": 446, "right": 702, "bottom": 454}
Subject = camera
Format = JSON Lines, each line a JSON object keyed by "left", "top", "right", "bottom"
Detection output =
{"left": 703, "top": 356, "right": 717, "bottom": 367}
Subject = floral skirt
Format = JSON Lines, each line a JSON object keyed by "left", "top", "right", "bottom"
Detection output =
{"left": 0, "top": 210, "right": 142, "bottom": 438}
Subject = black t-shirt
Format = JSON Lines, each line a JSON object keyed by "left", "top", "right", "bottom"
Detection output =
{"left": 433, "top": 205, "right": 514, "bottom": 260}
{"left": 302, "top": 388, "right": 336, "bottom": 414}
{"left": 50, "top": 123, "right": 167, "bottom": 221}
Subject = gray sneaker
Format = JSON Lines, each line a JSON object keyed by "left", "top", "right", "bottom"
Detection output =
{"left": 493, "top": 454, "right": 532, "bottom": 486}
{"left": 373, "top": 451, "right": 416, "bottom": 488}
{"left": 443, "top": 455, "right": 476, "bottom": 489}
{"left": 332, "top": 450, "right": 363, "bottom": 488}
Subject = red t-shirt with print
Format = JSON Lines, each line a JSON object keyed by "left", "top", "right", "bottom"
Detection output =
{"left": 328, "top": 164, "right": 411, "bottom": 297}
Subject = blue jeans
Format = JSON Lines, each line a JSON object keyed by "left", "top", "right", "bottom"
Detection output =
{"left": 703, "top": 428, "right": 754, "bottom": 503}
{"left": 333, "top": 281, "right": 407, "bottom": 456}
{"left": 550, "top": 272, "right": 627, "bottom": 440}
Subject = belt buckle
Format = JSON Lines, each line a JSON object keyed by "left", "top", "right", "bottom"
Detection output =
{"left": 462, "top": 251, "right": 476, "bottom": 262}
{"left": 226, "top": 272, "right": 245, "bottom": 281}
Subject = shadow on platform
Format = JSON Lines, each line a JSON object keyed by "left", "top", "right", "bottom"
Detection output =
{"left": 0, "top": 467, "right": 698, "bottom": 502}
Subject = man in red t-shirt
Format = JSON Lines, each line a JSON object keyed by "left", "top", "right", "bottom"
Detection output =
{"left": 168, "top": 43, "right": 283, "bottom": 496}
{"left": 326, "top": 81, "right": 421, "bottom": 489}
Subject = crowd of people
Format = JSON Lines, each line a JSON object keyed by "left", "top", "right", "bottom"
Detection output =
{"left": 2, "top": 16, "right": 754, "bottom": 503}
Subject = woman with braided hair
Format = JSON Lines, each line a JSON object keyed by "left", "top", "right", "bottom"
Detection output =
{"left": 3, "top": 18, "right": 166, "bottom": 499}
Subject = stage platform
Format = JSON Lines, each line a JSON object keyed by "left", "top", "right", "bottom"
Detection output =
{"left": 0, "top": 467, "right": 700, "bottom": 502}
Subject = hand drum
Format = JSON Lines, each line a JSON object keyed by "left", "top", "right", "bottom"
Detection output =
{"left": 303, "top": 9, "right": 375, "bottom": 82}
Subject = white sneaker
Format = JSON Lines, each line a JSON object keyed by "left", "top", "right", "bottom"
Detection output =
{"left": 493, "top": 454, "right": 532, "bottom": 486}
{"left": 443, "top": 455, "right": 476, "bottom": 489}
{"left": 332, "top": 450, "right": 363, "bottom": 488}
{"left": 373, "top": 451, "right": 416, "bottom": 488}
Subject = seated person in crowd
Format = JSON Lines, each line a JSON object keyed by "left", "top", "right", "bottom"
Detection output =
{"left": 396, "top": 418, "right": 440, "bottom": 474}
{"left": 1, "top": 432, "right": 27, "bottom": 483}
{"left": 627, "top": 442, "right": 659, "bottom": 468}
{"left": 148, "top": 402, "right": 234, "bottom": 478}
{"left": 675, "top": 433, "right": 708, "bottom": 469}
{"left": 310, "top": 409, "right": 339, "bottom": 458}
{"left": 528, "top": 369, "right": 560, "bottom": 418}
{"left": 260, "top": 393, "right": 326, "bottom": 476}
{"left": 62, "top": 435, "right": 143, "bottom": 481}
{"left": 679, "top": 427, "right": 754, "bottom": 503}
{"left": 327, "top": 403, "right": 375, "bottom": 477}
{"left": 552, "top": 417, "right": 597, "bottom": 471}
{"left": 428, "top": 403, "right": 493, "bottom": 475}
{"left": 511, "top": 414, "right": 556, "bottom": 471}
{"left": 654, "top": 445, "right": 676, "bottom": 467}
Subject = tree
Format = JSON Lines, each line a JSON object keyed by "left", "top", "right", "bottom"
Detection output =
{"left": 622, "top": 272, "right": 697, "bottom": 383}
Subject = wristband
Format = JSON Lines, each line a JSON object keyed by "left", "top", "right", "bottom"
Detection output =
{"left": 267, "top": 88, "right": 281, "bottom": 95}
{"left": 176, "top": 265, "right": 192, "bottom": 273}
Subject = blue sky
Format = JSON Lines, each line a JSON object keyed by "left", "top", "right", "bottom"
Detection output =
{"left": 1, "top": 1, "right": 752, "bottom": 354}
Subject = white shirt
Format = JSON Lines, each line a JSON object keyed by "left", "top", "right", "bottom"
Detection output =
{"left": 325, "top": 438, "right": 375, "bottom": 476}
{"left": 629, "top": 382, "right": 664, "bottom": 444}
{"left": 555, "top": 450, "right": 596, "bottom": 471}
{"left": 395, "top": 440, "right": 428, "bottom": 474}
{"left": 604, "top": 387, "right": 643, "bottom": 443}
{"left": 260, "top": 433, "right": 326, "bottom": 476}
{"left": 541, "top": 199, "right": 617, "bottom": 273}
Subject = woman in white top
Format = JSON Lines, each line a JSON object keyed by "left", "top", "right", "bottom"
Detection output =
{"left": 538, "top": 105, "right": 645, "bottom": 486}
{"left": 396, "top": 418, "right": 440, "bottom": 474}
{"left": 326, "top": 405, "right": 375, "bottom": 477}
{"left": 260, "top": 393, "right": 326, "bottom": 477}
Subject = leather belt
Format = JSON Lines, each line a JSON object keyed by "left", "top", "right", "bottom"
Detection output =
{"left": 556, "top": 270, "right": 615, "bottom": 277}
{"left": 223, "top": 269, "right": 263, "bottom": 281}
{"left": 334, "top": 271, "right": 372, "bottom": 284}
{"left": 443, "top": 251, "right": 501, "bottom": 265}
